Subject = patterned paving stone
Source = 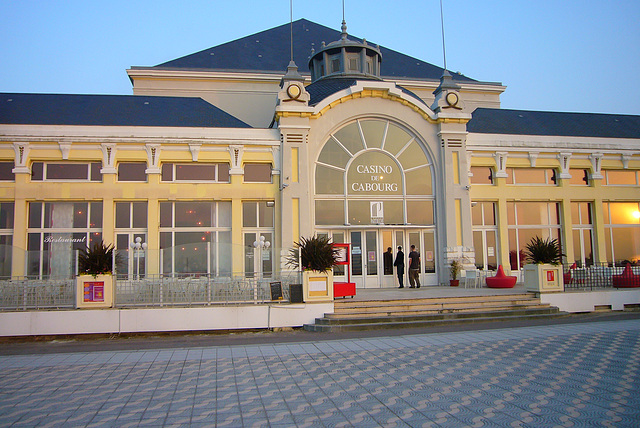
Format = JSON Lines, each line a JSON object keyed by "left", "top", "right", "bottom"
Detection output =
{"left": 1, "top": 319, "right": 640, "bottom": 427}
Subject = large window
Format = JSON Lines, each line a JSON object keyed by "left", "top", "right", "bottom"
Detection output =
{"left": 604, "top": 170, "right": 638, "bottom": 186}
{"left": 31, "top": 162, "right": 102, "bottom": 181}
{"left": 243, "top": 201, "right": 275, "bottom": 277}
{"left": 571, "top": 202, "right": 594, "bottom": 266}
{"left": 506, "top": 168, "right": 557, "bottom": 185}
{"left": 161, "top": 163, "right": 230, "bottom": 182}
{"left": 0, "top": 162, "right": 15, "bottom": 181}
{"left": 0, "top": 202, "right": 14, "bottom": 277}
{"left": 603, "top": 202, "right": 640, "bottom": 265}
{"left": 507, "top": 202, "right": 561, "bottom": 270}
{"left": 159, "top": 201, "right": 232, "bottom": 276}
{"left": 569, "top": 169, "right": 589, "bottom": 186}
{"left": 472, "top": 201, "right": 498, "bottom": 270}
{"left": 115, "top": 202, "right": 148, "bottom": 278}
{"left": 118, "top": 162, "right": 147, "bottom": 182}
{"left": 243, "top": 163, "right": 272, "bottom": 183}
{"left": 469, "top": 167, "right": 493, "bottom": 185}
{"left": 315, "top": 119, "right": 434, "bottom": 226}
{"left": 27, "top": 202, "right": 103, "bottom": 278}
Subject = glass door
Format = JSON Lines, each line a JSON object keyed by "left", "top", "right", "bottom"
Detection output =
{"left": 350, "top": 230, "right": 379, "bottom": 288}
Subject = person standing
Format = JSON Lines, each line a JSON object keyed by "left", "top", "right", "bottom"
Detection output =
{"left": 393, "top": 246, "right": 405, "bottom": 288}
{"left": 408, "top": 244, "right": 421, "bottom": 288}
{"left": 383, "top": 247, "right": 393, "bottom": 275}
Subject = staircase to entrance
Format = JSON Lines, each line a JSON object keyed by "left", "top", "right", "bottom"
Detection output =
{"left": 304, "top": 292, "right": 568, "bottom": 332}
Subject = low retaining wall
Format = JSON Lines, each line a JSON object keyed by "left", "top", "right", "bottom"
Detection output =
{"left": 0, "top": 302, "right": 333, "bottom": 337}
{"left": 541, "top": 289, "right": 640, "bottom": 313}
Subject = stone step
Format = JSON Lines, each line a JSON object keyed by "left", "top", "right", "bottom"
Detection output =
{"left": 333, "top": 298, "right": 546, "bottom": 313}
{"left": 333, "top": 293, "right": 536, "bottom": 309}
{"left": 304, "top": 309, "right": 570, "bottom": 332}
{"left": 326, "top": 302, "right": 553, "bottom": 319}
{"left": 315, "top": 306, "right": 561, "bottom": 326}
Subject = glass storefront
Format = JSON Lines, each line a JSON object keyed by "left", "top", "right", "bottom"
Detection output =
{"left": 315, "top": 119, "right": 437, "bottom": 287}
{"left": 159, "top": 201, "right": 232, "bottom": 276}
{"left": 27, "top": 202, "right": 103, "bottom": 278}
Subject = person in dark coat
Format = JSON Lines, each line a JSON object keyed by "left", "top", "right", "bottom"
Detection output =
{"left": 408, "top": 244, "right": 421, "bottom": 288}
{"left": 393, "top": 246, "right": 405, "bottom": 288}
{"left": 384, "top": 247, "right": 393, "bottom": 275}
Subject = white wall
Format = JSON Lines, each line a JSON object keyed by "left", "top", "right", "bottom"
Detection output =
{"left": 0, "top": 303, "right": 332, "bottom": 337}
{"left": 541, "top": 289, "right": 640, "bottom": 313}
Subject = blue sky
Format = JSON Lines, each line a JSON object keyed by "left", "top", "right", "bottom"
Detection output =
{"left": 1, "top": 0, "right": 639, "bottom": 115}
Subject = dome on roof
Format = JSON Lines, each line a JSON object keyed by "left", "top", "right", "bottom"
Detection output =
{"left": 308, "top": 20, "right": 382, "bottom": 83}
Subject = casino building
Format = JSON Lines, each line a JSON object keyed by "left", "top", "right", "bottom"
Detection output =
{"left": 1, "top": 19, "right": 639, "bottom": 288}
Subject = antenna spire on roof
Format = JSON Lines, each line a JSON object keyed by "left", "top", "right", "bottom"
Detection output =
{"left": 289, "top": 0, "right": 294, "bottom": 62}
{"left": 341, "top": 0, "right": 348, "bottom": 39}
{"left": 440, "top": 0, "right": 447, "bottom": 72}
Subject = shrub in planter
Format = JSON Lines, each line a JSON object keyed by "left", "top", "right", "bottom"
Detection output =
{"left": 524, "top": 236, "right": 565, "bottom": 292}
{"left": 286, "top": 235, "right": 340, "bottom": 272}
{"left": 524, "top": 236, "right": 564, "bottom": 265}
{"left": 76, "top": 241, "right": 121, "bottom": 308}
{"left": 78, "top": 241, "right": 118, "bottom": 277}
{"left": 286, "top": 235, "right": 340, "bottom": 302}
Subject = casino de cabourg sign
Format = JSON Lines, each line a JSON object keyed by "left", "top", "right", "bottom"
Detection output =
{"left": 350, "top": 164, "right": 400, "bottom": 193}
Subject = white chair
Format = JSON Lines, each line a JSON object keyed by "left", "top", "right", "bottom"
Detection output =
{"left": 463, "top": 269, "right": 479, "bottom": 288}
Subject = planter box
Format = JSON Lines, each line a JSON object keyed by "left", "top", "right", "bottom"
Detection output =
{"left": 302, "top": 270, "right": 334, "bottom": 302}
{"left": 76, "top": 275, "right": 114, "bottom": 308}
{"left": 524, "top": 264, "right": 564, "bottom": 293}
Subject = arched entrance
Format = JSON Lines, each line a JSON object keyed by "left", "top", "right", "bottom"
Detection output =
{"left": 314, "top": 119, "right": 438, "bottom": 287}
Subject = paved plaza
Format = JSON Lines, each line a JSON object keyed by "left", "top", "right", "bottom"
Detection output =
{"left": 1, "top": 318, "right": 639, "bottom": 427}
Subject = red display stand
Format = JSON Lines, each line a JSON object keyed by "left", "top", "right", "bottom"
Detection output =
{"left": 333, "top": 243, "right": 356, "bottom": 298}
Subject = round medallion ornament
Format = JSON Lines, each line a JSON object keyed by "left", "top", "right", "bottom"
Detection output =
{"left": 445, "top": 91, "right": 459, "bottom": 107}
{"left": 287, "top": 84, "right": 301, "bottom": 100}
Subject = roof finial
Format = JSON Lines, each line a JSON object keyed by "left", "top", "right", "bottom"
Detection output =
{"left": 341, "top": 0, "right": 348, "bottom": 39}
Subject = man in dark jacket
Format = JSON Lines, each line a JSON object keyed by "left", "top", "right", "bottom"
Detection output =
{"left": 408, "top": 245, "right": 421, "bottom": 288}
{"left": 393, "top": 246, "right": 405, "bottom": 288}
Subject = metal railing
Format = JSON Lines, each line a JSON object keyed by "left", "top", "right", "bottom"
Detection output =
{"left": 0, "top": 273, "right": 302, "bottom": 311}
{"left": 114, "top": 273, "right": 301, "bottom": 308}
{"left": 0, "top": 277, "right": 75, "bottom": 311}
{"left": 562, "top": 262, "right": 640, "bottom": 290}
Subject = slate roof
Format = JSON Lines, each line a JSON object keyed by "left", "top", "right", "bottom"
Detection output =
{"left": 0, "top": 93, "right": 250, "bottom": 128}
{"left": 152, "top": 19, "right": 476, "bottom": 83}
{"left": 305, "top": 77, "right": 429, "bottom": 107}
{"left": 468, "top": 108, "right": 640, "bottom": 139}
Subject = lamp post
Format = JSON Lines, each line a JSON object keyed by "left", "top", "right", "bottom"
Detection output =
{"left": 253, "top": 235, "right": 271, "bottom": 277}
{"left": 129, "top": 237, "right": 147, "bottom": 280}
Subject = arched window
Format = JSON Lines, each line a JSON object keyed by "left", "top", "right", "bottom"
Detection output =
{"left": 315, "top": 119, "right": 434, "bottom": 226}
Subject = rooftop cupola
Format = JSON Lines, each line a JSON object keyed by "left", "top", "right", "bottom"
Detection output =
{"left": 308, "top": 20, "right": 382, "bottom": 83}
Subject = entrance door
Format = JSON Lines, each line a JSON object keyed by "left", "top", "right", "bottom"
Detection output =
{"left": 380, "top": 230, "right": 407, "bottom": 287}
{"left": 347, "top": 229, "right": 437, "bottom": 288}
{"left": 350, "top": 230, "right": 379, "bottom": 288}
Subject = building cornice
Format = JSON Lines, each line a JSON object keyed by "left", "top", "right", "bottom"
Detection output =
{"left": 0, "top": 124, "right": 280, "bottom": 146}
{"left": 467, "top": 132, "right": 640, "bottom": 152}
{"left": 128, "top": 68, "right": 506, "bottom": 96}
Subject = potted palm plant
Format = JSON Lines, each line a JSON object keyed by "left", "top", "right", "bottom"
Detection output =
{"left": 523, "top": 236, "right": 565, "bottom": 293}
{"left": 449, "top": 259, "right": 462, "bottom": 286}
{"left": 286, "top": 235, "right": 340, "bottom": 302}
{"left": 76, "top": 241, "right": 118, "bottom": 308}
